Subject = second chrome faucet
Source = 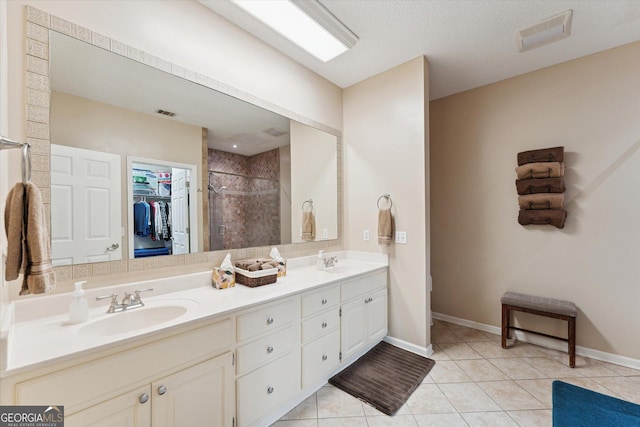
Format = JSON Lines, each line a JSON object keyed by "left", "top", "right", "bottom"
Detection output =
{"left": 96, "top": 288, "right": 154, "bottom": 313}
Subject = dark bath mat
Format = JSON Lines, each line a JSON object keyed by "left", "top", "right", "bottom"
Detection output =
{"left": 328, "top": 341, "right": 435, "bottom": 416}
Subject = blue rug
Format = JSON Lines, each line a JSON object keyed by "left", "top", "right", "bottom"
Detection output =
{"left": 552, "top": 380, "right": 640, "bottom": 426}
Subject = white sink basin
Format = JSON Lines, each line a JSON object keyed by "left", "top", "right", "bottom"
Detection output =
{"left": 323, "top": 265, "right": 356, "bottom": 274}
{"left": 79, "top": 301, "right": 195, "bottom": 337}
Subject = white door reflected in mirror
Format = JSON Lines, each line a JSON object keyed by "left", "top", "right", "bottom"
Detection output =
{"left": 51, "top": 144, "right": 122, "bottom": 266}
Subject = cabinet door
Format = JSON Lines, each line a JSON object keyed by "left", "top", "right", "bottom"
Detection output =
{"left": 366, "top": 288, "right": 388, "bottom": 342}
{"left": 340, "top": 297, "right": 367, "bottom": 360}
{"left": 152, "top": 353, "right": 234, "bottom": 427}
{"left": 64, "top": 386, "right": 151, "bottom": 427}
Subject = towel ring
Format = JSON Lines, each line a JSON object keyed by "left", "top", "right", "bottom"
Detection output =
{"left": 377, "top": 194, "right": 392, "bottom": 209}
{"left": 302, "top": 199, "right": 313, "bottom": 212}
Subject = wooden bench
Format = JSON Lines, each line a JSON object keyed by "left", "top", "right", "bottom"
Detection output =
{"left": 501, "top": 291, "right": 577, "bottom": 367}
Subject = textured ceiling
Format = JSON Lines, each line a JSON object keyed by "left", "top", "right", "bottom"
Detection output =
{"left": 200, "top": 0, "right": 640, "bottom": 100}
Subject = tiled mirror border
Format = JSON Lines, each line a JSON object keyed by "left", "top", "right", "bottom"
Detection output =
{"left": 24, "top": 6, "right": 343, "bottom": 283}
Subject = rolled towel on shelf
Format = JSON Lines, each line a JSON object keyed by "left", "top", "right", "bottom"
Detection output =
{"left": 515, "top": 162, "right": 565, "bottom": 179}
{"left": 518, "top": 193, "right": 565, "bottom": 210}
{"left": 378, "top": 208, "right": 394, "bottom": 246}
{"left": 517, "top": 146, "right": 564, "bottom": 166}
{"left": 302, "top": 211, "right": 316, "bottom": 241}
{"left": 516, "top": 177, "right": 565, "bottom": 195}
{"left": 518, "top": 209, "right": 567, "bottom": 229}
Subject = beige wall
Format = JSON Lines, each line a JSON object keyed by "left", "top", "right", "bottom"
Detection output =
{"left": 430, "top": 41, "right": 640, "bottom": 359}
{"left": 290, "top": 121, "right": 338, "bottom": 242}
{"left": 51, "top": 91, "right": 203, "bottom": 256}
{"left": 344, "top": 57, "right": 430, "bottom": 351}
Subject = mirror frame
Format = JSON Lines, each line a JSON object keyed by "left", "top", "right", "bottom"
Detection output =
{"left": 24, "top": 6, "right": 343, "bottom": 281}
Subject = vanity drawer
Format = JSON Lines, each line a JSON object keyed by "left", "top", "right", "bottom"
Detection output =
{"left": 301, "top": 329, "right": 340, "bottom": 388}
{"left": 341, "top": 270, "right": 386, "bottom": 302}
{"left": 301, "top": 284, "right": 340, "bottom": 318}
{"left": 237, "top": 351, "right": 300, "bottom": 427}
{"left": 236, "top": 298, "right": 296, "bottom": 342}
{"left": 301, "top": 307, "right": 339, "bottom": 343}
{"left": 16, "top": 319, "right": 232, "bottom": 414}
{"left": 236, "top": 327, "right": 296, "bottom": 375}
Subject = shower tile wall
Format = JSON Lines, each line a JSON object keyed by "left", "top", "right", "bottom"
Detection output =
{"left": 208, "top": 149, "right": 280, "bottom": 250}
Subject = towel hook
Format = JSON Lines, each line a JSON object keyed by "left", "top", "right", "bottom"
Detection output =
{"left": 377, "top": 194, "right": 392, "bottom": 209}
{"left": 302, "top": 199, "right": 313, "bottom": 212}
{"left": 22, "top": 143, "right": 31, "bottom": 185}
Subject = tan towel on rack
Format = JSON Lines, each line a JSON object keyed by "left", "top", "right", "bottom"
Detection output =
{"left": 4, "top": 182, "right": 56, "bottom": 294}
{"left": 518, "top": 193, "right": 565, "bottom": 210}
{"left": 378, "top": 208, "right": 394, "bottom": 246}
{"left": 4, "top": 183, "right": 27, "bottom": 281}
{"left": 302, "top": 211, "right": 315, "bottom": 241}
{"left": 515, "top": 162, "right": 565, "bottom": 179}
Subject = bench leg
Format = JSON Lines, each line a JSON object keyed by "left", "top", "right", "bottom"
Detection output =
{"left": 568, "top": 316, "right": 576, "bottom": 368}
{"left": 501, "top": 304, "right": 509, "bottom": 348}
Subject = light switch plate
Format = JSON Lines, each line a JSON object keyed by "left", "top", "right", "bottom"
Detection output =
{"left": 322, "top": 228, "right": 328, "bottom": 239}
{"left": 363, "top": 229, "right": 370, "bottom": 241}
{"left": 395, "top": 231, "right": 407, "bottom": 244}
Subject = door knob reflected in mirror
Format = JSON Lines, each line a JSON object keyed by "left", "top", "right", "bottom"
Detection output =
{"left": 106, "top": 243, "right": 119, "bottom": 252}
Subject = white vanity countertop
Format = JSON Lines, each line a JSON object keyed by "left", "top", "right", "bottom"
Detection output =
{"left": 2, "top": 251, "right": 387, "bottom": 376}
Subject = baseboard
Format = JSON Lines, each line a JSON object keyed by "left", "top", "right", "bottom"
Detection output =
{"left": 384, "top": 335, "right": 433, "bottom": 357}
{"left": 432, "top": 312, "right": 640, "bottom": 370}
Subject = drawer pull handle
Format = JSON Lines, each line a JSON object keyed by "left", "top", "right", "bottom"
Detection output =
{"left": 267, "top": 386, "right": 274, "bottom": 394}
{"left": 157, "top": 385, "right": 167, "bottom": 395}
{"left": 365, "top": 297, "right": 373, "bottom": 303}
{"left": 322, "top": 322, "right": 328, "bottom": 328}
{"left": 267, "top": 346, "right": 274, "bottom": 354}
{"left": 139, "top": 393, "right": 149, "bottom": 404}
{"left": 322, "top": 354, "right": 328, "bottom": 361}
{"left": 322, "top": 298, "right": 328, "bottom": 304}
{"left": 266, "top": 317, "right": 274, "bottom": 325}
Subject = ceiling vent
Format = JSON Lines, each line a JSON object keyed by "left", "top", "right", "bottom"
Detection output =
{"left": 516, "top": 10, "right": 573, "bottom": 52}
{"left": 156, "top": 109, "right": 176, "bottom": 117}
{"left": 263, "top": 127, "right": 288, "bottom": 137}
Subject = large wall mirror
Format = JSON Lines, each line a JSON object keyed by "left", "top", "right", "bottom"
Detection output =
{"left": 47, "top": 30, "right": 339, "bottom": 266}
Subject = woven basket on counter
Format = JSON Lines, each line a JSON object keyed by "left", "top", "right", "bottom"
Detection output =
{"left": 234, "top": 267, "right": 278, "bottom": 287}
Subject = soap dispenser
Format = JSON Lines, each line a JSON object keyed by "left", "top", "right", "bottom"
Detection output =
{"left": 316, "top": 250, "right": 325, "bottom": 271}
{"left": 69, "top": 281, "right": 89, "bottom": 324}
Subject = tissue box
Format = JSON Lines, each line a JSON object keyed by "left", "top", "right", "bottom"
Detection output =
{"left": 276, "top": 259, "right": 287, "bottom": 277}
{"left": 212, "top": 267, "right": 235, "bottom": 289}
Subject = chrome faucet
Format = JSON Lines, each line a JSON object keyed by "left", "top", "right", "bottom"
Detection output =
{"left": 323, "top": 256, "right": 338, "bottom": 269}
{"left": 96, "top": 288, "right": 154, "bottom": 313}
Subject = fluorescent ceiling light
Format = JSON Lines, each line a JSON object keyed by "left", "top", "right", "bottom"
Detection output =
{"left": 231, "top": 0, "right": 358, "bottom": 62}
{"left": 516, "top": 10, "right": 573, "bottom": 52}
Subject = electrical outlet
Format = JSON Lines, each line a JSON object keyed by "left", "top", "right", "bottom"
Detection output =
{"left": 395, "top": 231, "right": 407, "bottom": 244}
{"left": 363, "top": 229, "right": 370, "bottom": 241}
{"left": 322, "top": 228, "right": 328, "bottom": 239}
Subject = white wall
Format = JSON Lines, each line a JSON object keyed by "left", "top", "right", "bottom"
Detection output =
{"left": 430, "top": 41, "right": 640, "bottom": 359}
{"left": 344, "top": 57, "right": 430, "bottom": 352}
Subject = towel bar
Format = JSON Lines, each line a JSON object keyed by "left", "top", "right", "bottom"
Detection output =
{"left": 0, "top": 136, "right": 31, "bottom": 184}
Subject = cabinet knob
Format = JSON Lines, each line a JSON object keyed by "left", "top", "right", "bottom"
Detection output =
{"left": 321, "top": 298, "right": 328, "bottom": 305}
{"left": 322, "top": 354, "right": 328, "bottom": 361}
{"left": 267, "top": 386, "right": 274, "bottom": 394}
{"left": 321, "top": 321, "right": 328, "bottom": 328}
{"left": 266, "top": 317, "right": 274, "bottom": 325}
{"left": 139, "top": 393, "right": 149, "bottom": 404}
{"left": 157, "top": 385, "right": 167, "bottom": 395}
{"left": 266, "top": 346, "right": 274, "bottom": 354}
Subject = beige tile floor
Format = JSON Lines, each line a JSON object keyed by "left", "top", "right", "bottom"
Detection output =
{"left": 272, "top": 319, "right": 640, "bottom": 426}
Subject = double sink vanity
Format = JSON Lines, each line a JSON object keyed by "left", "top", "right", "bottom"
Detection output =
{"left": 0, "top": 251, "right": 388, "bottom": 427}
